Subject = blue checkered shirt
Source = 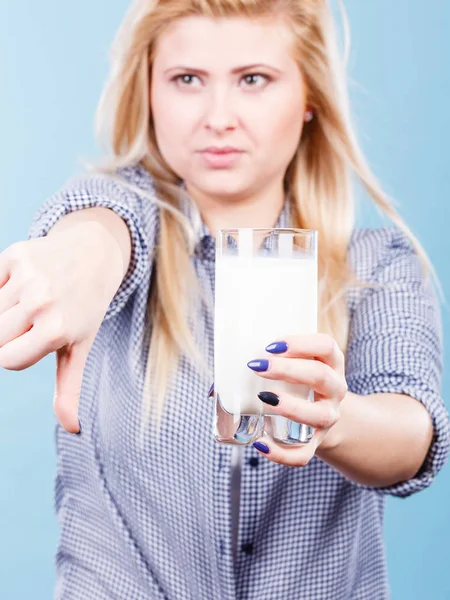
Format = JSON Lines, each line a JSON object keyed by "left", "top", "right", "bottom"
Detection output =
{"left": 28, "top": 164, "right": 450, "bottom": 600}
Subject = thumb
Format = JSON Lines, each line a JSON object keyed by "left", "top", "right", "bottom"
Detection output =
{"left": 53, "top": 337, "right": 93, "bottom": 434}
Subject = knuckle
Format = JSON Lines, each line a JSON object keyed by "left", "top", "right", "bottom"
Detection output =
{"left": 32, "top": 280, "right": 53, "bottom": 307}
{"left": 7, "top": 246, "right": 38, "bottom": 282}
{"left": 23, "top": 281, "right": 54, "bottom": 315}
{"left": 320, "top": 334, "right": 336, "bottom": 359}
{"left": 317, "top": 409, "right": 334, "bottom": 429}
{"left": 315, "top": 365, "right": 333, "bottom": 390}
{"left": 45, "top": 314, "right": 67, "bottom": 346}
{"left": 4, "top": 241, "right": 26, "bottom": 265}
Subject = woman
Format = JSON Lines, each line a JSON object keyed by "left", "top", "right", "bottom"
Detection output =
{"left": 2, "top": 0, "right": 448, "bottom": 598}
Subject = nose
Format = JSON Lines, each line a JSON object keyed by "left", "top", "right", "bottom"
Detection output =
{"left": 204, "top": 86, "right": 238, "bottom": 133}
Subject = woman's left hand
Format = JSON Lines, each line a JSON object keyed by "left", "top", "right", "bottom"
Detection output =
{"left": 247, "top": 334, "right": 348, "bottom": 466}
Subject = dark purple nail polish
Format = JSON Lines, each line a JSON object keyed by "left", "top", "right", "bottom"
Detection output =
{"left": 208, "top": 383, "right": 214, "bottom": 397}
{"left": 265, "top": 341, "right": 288, "bottom": 354}
{"left": 75, "top": 419, "right": 82, "bottom": 436}
{"left": 253, "top": 441, "right": 270, "bottom": 454}
{"left": 247, "top": 359, "right": 269, "bottom": 372}
{"left": 258, "top": 391, "right": 280, "bottom": 406}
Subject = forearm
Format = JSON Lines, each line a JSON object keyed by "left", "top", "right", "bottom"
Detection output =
{"left": 47, "top": 207, "right": 132, "bottom": 280}
{"left": 316, "top": 391, "right": 434, "bottom": 488}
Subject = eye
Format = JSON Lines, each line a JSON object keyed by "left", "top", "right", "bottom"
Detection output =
{"left": 171, "top": 72, "right": 271, "bottom": 89}
{"left": 172, "top": 74, "right": 201, "bottom": 87}
{"left": 241, "top": 73, "right": 270, "bottom": 88}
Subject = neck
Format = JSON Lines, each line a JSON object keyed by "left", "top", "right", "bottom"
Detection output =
{"left": 184, "top": 179, "right": 286, "bottom": 237}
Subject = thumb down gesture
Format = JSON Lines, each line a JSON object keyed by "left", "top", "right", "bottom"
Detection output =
{"left": 0, "top": 221, "right": 125, "bottom": 434}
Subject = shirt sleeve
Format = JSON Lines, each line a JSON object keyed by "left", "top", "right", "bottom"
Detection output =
{"left": 345, "top": 226, "right": 450, "bottom": 498}
{"left": 27, "top": 170, "right": 155, "bottom": 322}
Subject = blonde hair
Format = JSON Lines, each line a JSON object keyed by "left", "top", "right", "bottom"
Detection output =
{"left": 87, "top": 0, "right": 434, "bottom": 444}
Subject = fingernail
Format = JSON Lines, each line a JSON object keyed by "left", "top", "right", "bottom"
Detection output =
{"left": 258, "top": 391, "right": 280, "bottom": 406}
{"left": 208, "top": 383, "right": 214, "bottom": 397}
{"left": 75, "top": 419, "right": 82, "bottom": 436}
{"left": 247, "top": 359, "right": 269, "bottom": 372}
{"left": 265, "top": 341, "right": 288, "bottom": 354}
{"left": 253, "top": 441, "right": 270, "bottom": 454}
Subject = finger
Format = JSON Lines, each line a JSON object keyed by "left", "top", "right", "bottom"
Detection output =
{"left": 53, "top": 340, "right": 91, "bottom": 434}
{"left": 252, "top": 433, "right": 321, "bottom": 467}
{"left": 0, "top": 246, "right": 13, "bottom": 289}
{"left": 0, "top": 324, "right": 55, "bottom": 371}
{"left": 247, "top": 357, "right": 346, "bottom": 398}
{"left": 0, "top": 278, "right": 18, "bottom": 316}
{"left": 0, "top": 303, "right": 31, "bottom": 348}
{"left": 258, "top": 390, "right": 340, "bottom": 430}
{"left": 265, "top": 334, "right": 345, "bottom": 374}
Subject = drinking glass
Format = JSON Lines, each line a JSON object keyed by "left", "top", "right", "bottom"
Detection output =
{"left": 213, "top": 228, "right": 318, "bottom": 446}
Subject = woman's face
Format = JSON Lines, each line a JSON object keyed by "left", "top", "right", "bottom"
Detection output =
{"left": 151, "top": 15, "right": 307, "bottom": 202}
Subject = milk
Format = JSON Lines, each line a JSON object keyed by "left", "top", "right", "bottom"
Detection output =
{"left": 214, "top": 254, "right": 317, "bottom": 417}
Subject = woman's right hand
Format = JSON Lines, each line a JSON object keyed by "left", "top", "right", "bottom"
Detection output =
{"left": 0, "top": 221, "right": 125, "bottom": 434}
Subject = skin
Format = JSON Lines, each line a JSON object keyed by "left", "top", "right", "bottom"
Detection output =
{"left": 150, "top": 15, "right": 434, "bottom": 484}
{"left": 151, "top": 14, "right": 306, "bottom": 232}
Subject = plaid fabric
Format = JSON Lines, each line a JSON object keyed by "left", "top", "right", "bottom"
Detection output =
{"left": 28, "top": 164, "right": 449, "bottom": 600}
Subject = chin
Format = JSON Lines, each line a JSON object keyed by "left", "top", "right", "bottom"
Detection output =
{"left": 191, "top": 174, "right": 252, "bottom": 200}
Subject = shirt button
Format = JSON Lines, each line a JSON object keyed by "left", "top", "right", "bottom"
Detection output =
{"left": 241, "top": 542, "right": 254, "bottom": 555}
{"left": 249, "top": 457, "right": 259, "bottom": 468}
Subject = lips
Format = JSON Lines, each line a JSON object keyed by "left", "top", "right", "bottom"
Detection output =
{"left": 201, "top": 147, "right": 241, "bottom": 154}
{"left": 199, "top": 149, "right": 243, "bottom": 168}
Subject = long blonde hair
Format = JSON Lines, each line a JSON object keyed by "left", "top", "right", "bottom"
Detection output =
{"left": 88, "top": 0, "right": 433, "bottom": 443}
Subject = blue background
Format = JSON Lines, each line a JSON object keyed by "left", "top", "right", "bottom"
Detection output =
{"left": 0, "top": 1, "right": 449, "bottom": 598}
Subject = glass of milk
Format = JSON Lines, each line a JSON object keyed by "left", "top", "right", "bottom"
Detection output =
{"left": 214, "top": 228, "right": 318, "bottom": 446}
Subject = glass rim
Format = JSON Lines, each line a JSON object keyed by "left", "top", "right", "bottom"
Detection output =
{"left": 217, "top": 227, "right": 317, "bottom": 235}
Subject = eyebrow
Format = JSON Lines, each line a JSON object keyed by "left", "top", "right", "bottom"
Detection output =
{"left": 164, "top": 63, "right": 282, "bottom": 75}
